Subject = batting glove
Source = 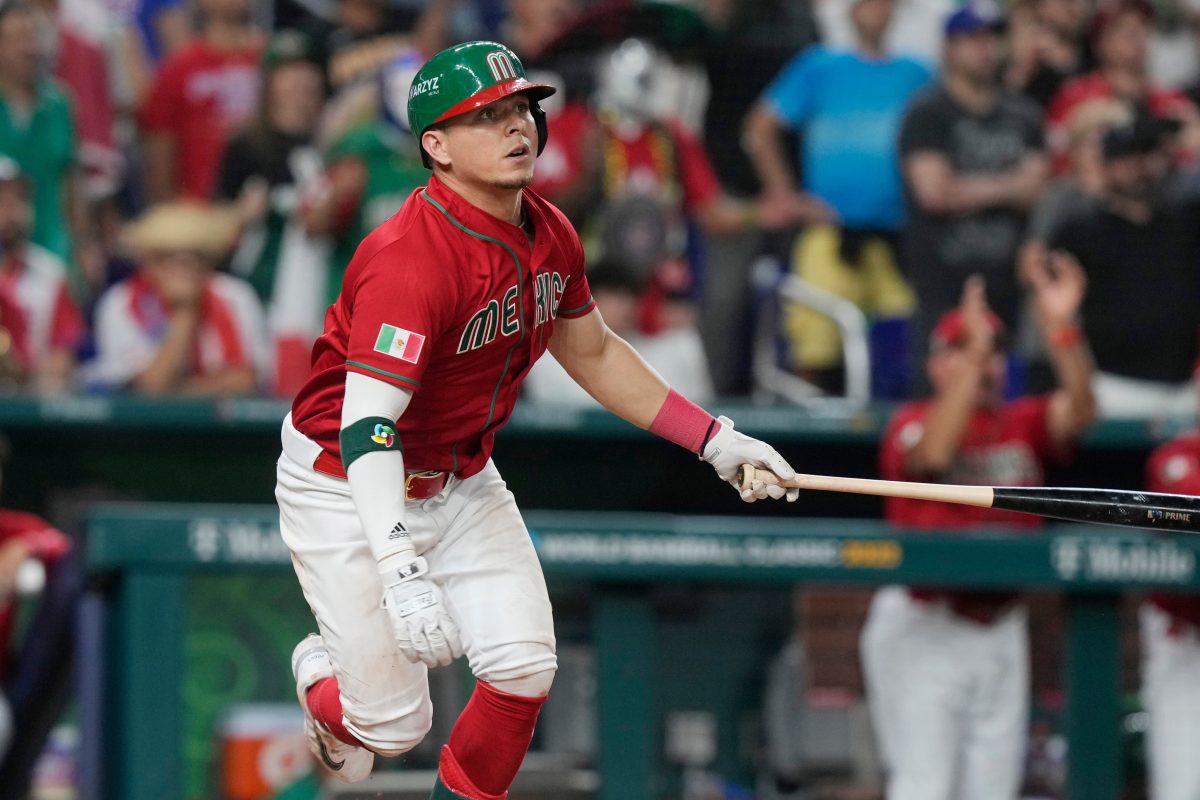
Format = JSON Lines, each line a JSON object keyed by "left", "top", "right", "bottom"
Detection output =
{"left": 702, "top": 416, "right": 799, "bottom": 503}
{"left": 379, "top": 554, "right": 464, "bottom": 668}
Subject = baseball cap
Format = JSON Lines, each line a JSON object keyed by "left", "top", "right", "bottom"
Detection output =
{"left": 944, "top": 3, "right": 1005, "bottom": 37}
{"left": 930, "top": 307, "right": 1006, "bottom": 349}
{"left": 262, "top": 29, "right": 320, "bottom": 71}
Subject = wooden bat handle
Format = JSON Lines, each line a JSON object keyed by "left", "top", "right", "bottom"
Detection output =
{"left": 737, "top": 464, "right": 996, "bottom": 508}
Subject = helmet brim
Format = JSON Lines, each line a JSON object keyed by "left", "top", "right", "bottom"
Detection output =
{"left": 429, "top": 79, "right": 557, "bottom": 129}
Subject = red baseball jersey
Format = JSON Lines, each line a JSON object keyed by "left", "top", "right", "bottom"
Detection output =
{"left": 291, "top": 174, "right": 595, "bottom": 478}
{"left": 0, "top": 509, "right": 71, "bottom": 679}
{"left": 881, "top": 395, "right": 1057, "bottom": 529}
{"left": 1145, "top": 432, "right": 1200, "bottom": 628}
{"left": 881, "top": 396, "right": 1059, "bottom": 621}
{"left": 138, "top": 40, "right": 262, "bottom": 199}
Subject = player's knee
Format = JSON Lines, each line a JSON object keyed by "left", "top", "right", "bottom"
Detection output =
{"left": 475, "top": 641, "right": 557, "bottom": 697}
{"left": 345, "top": 696, "right": 434, "bottom": 757}
{"left": 488, "top": 666, "right": 556, "bottom": 698}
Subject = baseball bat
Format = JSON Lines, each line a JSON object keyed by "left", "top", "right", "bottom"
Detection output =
{"left": 737, "top": 464, "right": 1200, "bottom": 533}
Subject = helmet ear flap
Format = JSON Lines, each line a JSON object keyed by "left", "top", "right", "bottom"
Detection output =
{"left": 532, "top": 101, "right": 548, "bottom": 156}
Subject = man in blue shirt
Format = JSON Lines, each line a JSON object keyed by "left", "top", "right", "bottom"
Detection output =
{"left": 743, "top": 0, "right": 931, "bottom": 397}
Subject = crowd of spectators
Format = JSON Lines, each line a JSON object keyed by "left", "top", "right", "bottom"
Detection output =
{"left": 0, "top": 0, "right": 1196, "bottom": 420}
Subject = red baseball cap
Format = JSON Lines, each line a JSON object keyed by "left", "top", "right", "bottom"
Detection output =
{"left": 930, "top": 307, "right": 1006, "bottom": 349}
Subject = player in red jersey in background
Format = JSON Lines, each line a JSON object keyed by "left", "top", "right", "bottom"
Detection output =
{"left": 1141, "top": 377, "right": 1200, "bottom": 800}
{"left": 0, "top": 436, "right": 79, "bottom": 799}
{"left": 277, "top": 41, "right": 800, "bottom": 800}
{"left": 861, "top": 260, "right": 1096, "bottom": 800}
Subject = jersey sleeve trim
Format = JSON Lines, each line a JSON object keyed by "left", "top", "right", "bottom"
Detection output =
{"left": 558, "top": 297, "right": 596, "bottom": 318}
{"left": 346, "top": 360, "right": 421, "bottom": 388}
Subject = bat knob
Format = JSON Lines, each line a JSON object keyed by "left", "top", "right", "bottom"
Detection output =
{"left": 737, "top": 464, "right": 755, "bottom": 490}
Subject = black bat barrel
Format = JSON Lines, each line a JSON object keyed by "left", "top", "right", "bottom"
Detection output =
{"left": 992, "top": 487, "right": 1200, "bottom": 533}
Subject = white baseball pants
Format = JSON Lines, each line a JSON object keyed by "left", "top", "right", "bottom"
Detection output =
{"left": 1141, "top": 603, "right": 1200, "bottom": 800}
{"left": 860, "top": 586, "right": 1029, "bottom": 800}
{"left": 276, "top": 415, "right": 557, "bottom": 755}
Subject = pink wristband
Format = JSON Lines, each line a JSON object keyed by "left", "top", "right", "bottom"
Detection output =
{"left": 649, "top": 389, "right": 718, "bottom": 455}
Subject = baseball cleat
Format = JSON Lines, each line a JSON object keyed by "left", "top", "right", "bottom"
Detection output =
{"left": 292, "top": 633, "right": 374, "bottom": 783}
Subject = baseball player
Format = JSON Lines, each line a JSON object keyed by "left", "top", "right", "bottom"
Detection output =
{"left": 276, "top": 41, "right": 799, "bottom": 800}
{"left": 860, "top": 263, "right": 1095, "bottom": 800}
{"left": 1142, "top": 397, "right": 1200, "bottom": 800}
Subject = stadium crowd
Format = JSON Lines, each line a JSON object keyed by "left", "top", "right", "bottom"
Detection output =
{"left": 0, "top": 0, "right": 1191, "bottom": 418}
{"left": 4, "top": 0, "right": 1200, "bottom": 796}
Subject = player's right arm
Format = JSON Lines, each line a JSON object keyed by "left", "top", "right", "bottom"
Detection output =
{"left": 549, "top": 307, "right": 798, "bottom": 502}
{"left": 340, "top": 371, "right": 462, "bottom": 668}
{"left": 903, "top": 277, "right": 993, "bottom": 478}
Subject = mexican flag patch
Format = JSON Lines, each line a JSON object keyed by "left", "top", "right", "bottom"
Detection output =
{"left": 374, "top": 324, "right": 425, "bottom": 364}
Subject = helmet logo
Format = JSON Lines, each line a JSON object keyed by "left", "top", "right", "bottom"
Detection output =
{"left": 410, "top": 76, "right": 440, "bottom": 99}
{"left": 486, "top": 51, "right": 517, "bottom": 82}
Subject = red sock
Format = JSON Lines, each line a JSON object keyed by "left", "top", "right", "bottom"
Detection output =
{"left": 444, "top": 681, "right": 547, "bottom": 795}
{"left": 438, "top": 745, "right": 506, "bottom": 800}
{"left": 306, "top": 677, "right": 365, "bottom": 748}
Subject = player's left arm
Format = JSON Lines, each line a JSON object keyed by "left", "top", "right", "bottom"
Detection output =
{"left": 548, "top": 308, "right": 798, "bottom": 502}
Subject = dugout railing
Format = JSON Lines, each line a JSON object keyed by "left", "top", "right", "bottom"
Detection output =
{"left": 84, "top": 504, "right": 1200, "bottom": 800}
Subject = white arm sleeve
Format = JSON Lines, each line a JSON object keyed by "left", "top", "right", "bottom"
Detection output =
{"left": 341, "top": 371, "right": 415, "bottom": 566}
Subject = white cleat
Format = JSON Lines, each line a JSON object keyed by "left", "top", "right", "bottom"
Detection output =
{"left": 292, "top": 633, "right": 374, "bottom": 783}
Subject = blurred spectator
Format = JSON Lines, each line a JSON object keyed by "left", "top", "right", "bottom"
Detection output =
{"left": 313, "top": 0, "right": 455, "bottom": 94}
{"left": 900, "top": 5, "right": 1048, "bottom": 362}
{"left": 1046, "top": 0, "right": 1200, "bottom": 173}
{"left": 300, "top": 48, "right": 428, "bottom": 307}
{"left": 1191, "top": 0, "right": 1200, "bottom": 109}
{"left": 0, "top": 1, "right": 85, "bottom": 269}
{"left": 700, "top": 0, "right": 820, "bottom": 395}
{"left": 1048, "top": 115, "right": 1200, "bottom": 417}
{"left": 51, "top": 0, "right": 123, "bottom": 202}
{"left": 743, "top": 0, "right": 932, "bottom": 397}
{"left": 1141, "top": 369, "right": 1200, "bottom": 800}
{"left": 0, "top": 287, "right": 30, "bottom": 389}
{"left": 1004, "top": 0, "right": 1091, "bottom": 107}
{"left": 534, "top": 38, "right": 816, "bottom": 390}
{"left": 0, "top": 435, "right": 79, "bottom": 800}
{"left": 90, "top": 202, "right": 268, "bottom": 395}
{"left": 524, "top": 260, "right": 716, "bottom": 405}
{"left": 816, "top": 0, "right": 952, "bottom": 65}
{"left": 862, "top": 269, "right": 1095, "bottom": 800}
{"left": 499, "top": 0, "right": 579, "bottom": 61}
{"left": 0, "top": 157, "right": 83, "bottom": 394}
{"left": 1147, "top": 0, "right": 1200, "bottom": 90}
{"left": 138, "top": 0, "right": 263, "bottom": 202}
{"left": 701, "top": 0, "right": 820, "bottom": 196}
{"left": 1025, "top": 99, "right": 1130, "bottom": 242}
{"left": 215, "top": 30, "right": 326, "bottom": 304}
{"left": 1017, "top": 100, "right": 1129, "bottom": 392}
{"left": 103, "top": 0, "right": 190, "bottom": 65}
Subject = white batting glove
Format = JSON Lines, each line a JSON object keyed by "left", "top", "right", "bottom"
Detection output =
{"left": 702, "top": 416, "right": 799, "bottom": 503}
{"left": 379, "top": 554, "right": 463, "bottom": 667}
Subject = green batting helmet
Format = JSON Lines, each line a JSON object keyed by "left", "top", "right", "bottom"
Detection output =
{"left": 407, "top": 41, "right": 556, "bottom": 168}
